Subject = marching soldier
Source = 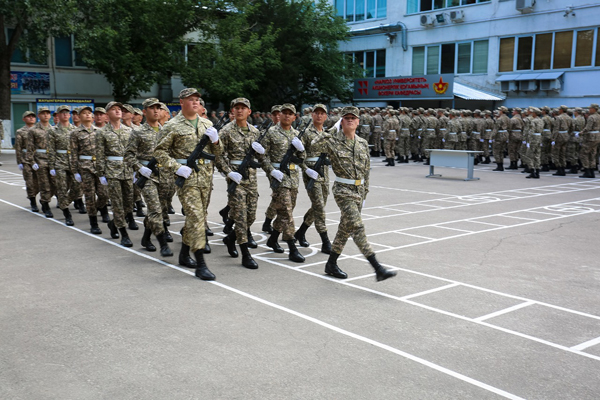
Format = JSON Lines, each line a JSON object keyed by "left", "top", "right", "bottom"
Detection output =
{"left": 132, "top": 108, "right": 143, "bottom": 127}
{"left": 525, "top": 108, "right": 544, "bottom": 179}
{"left": 15, "top": 111, "right": 40, "bottom": 211}
{"left": 578, "top": 103, "right": 600, "bottom": 178}
{"left": 444, "top": 110, "right": 460, "bottom": 150}
{"left": 507, "top": 108, "right": 524, "bottom": 170}
{"left": 262, "top": 105, "right": 282, "bottom": 235}
{"left": 520, "top": 108, "right": 532, "bottom": 174}
{"left": 569, "top": 108, "right": 585, "bottom": 174}
{"left": 382, "top": 109, "right": 399, "bottom": 166}
{"left": 551, "top": 105, "right": 572, "bottom": 177}
{"left": 370, "top": 108, "right": 383, "bottom": 157}
{"left": 422, "top": 108, "right": 438, "bottom": 165}
{"left": 472, "top": 110, "right": 485, "bottom": 164}
{"left": 540, "top": 106, "right": 553, "bottom": 171}
{"left": 493, "top": 106, "right": 511, "bottom": 171}
{"left": 93, "top": 107, "right": 107, "bottom": 128}
{"left": 359, "top": 108, "right": 372, "bottom": 142}
{"left": 396, "top": 107, "right": 411, "bottom": 163}
{"left": 481, "top": 110, "right": 494, "bottom": 164}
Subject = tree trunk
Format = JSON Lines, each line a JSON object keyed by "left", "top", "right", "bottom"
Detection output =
{"left": 0, "top": 55, "right": 12, "bottom": 121}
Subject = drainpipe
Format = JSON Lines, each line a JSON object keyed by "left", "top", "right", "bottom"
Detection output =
{"left": 350, "top": 22, "right": 407, "bottom": 51}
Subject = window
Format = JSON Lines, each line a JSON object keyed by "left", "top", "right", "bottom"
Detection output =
{"left": 337, "top": 0, "right": 386, "bottom": 21}
{"left": 553, "top": 31, "right": 573, "bottom": 69}
{"left": 499, "top": 38, "right": 515, "bottom": 72}
{"left": 534, "top": 33, "right": 552, "bottom": 70}
{"left": 516, "top": 36, "right": 533, "bottom": 70}
{"left": 407, "top": 0, "right": 488, "bottom": 13}
{"left": 54, "top": 35, "right": 86, "bottom": 67}
{"left": 347, "top": 49, "right": 386, "bottom": 77}
{"left": 473, "top": 40, "right": 488, "bottom": 73}
{"left": 440, "top": 43, "right": 455, "bottom": 73}
{"left": 457, "top": 42, "right": 471, "bottom": 73}
{"left": 575, "top": 30, "right": 594, "bottom": 67}
{"left": 412, "top": 47, "right": 425, "bottom": 75}
{"left": 412, "top": 40, "right": 488, "bottom": 75}
{"left": 427, "top": 46, "right": 439, "bottom": 74}
{"left": 8, "top": 29, "right": 46, "bottom": 65}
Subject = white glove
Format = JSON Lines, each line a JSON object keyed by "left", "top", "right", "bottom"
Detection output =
{"left": 491, "top": 139, "right": 495, "bottom": 143}
{"left": 176, "top": 165, "right": 192, "bottom": 178}
{"left": 522, "top": 141, "right": 526, "bottom": 144}
{"left": 526, "top": 143, "right": 530, "bottom": 148}
{"left": 251, "top": 142, "right": 265, "bottom": 154}
{"left": 479, "top": 139, "right": 484, "bottom": 142}
{"left": 133, "top": 172, "right": 137, "bottom": 183}
{"left": 418, "top": 136, "right": 421, "bottom": 139}
{"left": 50, "top": 169, "right": 56, "bottom": 176}
{"left": 227, "top": 171, "right": 242, "bottom": 184}
{"left": 291, "top": 137, "right": 304, "bottom": 151}
{"left": 205, "top": 127, "right": 218, "bottom": 143}
{"left": 362, "top": 200, "right": 366, "bottom": 208}
{"left": 32, "top": 163, "right": 39, "bottom": 171}
{"left": 442, "top": 138, "right": 445, "bottom": 143}
{"left": 99, "top": 176, "right": 108, "bottom": 185}
{"left": 575, "top": 132, "right": 579, "bottom": 138}
{"left": 270, "top": 169, "right": 284, "bottom": 182}
{"left": 18, "top": 164, "right": 23, "bottom": 170}
{"left": 74, "top": 173, "right": 82, "bottom": 182}
{"left": 305, "top": 168, "right": 319, "bottom": 180}
{"left": 139, "top": 166, "right": 152, "bottom": 178}
{"left": 551, "top": 141, "right": 555, "bottom": 146}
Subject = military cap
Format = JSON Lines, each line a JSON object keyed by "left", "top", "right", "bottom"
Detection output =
{"left": 386, "top": 105, "right": 394, "bottom": 110}
{"left": 450, "top": 110, "right": 459, "bottom": 117}
{"left": 340, "top": 106, "right": 359, "bottom": 118}
{"left": 559, "top": 105, "right": 568, "bottom": 111}
{"left": 72, "top": 107, "right": 80, "bottom": 114}
{"left": 133, "top": 107, "right": 143, "bottom": 115}
{"left": 143, "top": 98, "right": 161, "bottom": 108}
{"left": 412, "top": 109, "right": 419, "bottom": 115}
{"left": 513, "top": 107, "right": 521, "bottom": 113}
{"left": 590, "top": 103, "right": 599, "bottom": 110}
{"left": 22, "top": 110, "right": 36, "bottom": 118}
{"left": 106, "top": 101, "right": 123, "bottom": 111}
{"left": 483, "top": 110, "right": 492, "bottom": 115}
{"left": 79, "top": 106, "right": 94, "bottom": 114}
{"left": 38, "top": 106, "right": 51, "bottom": 114}
{"left": 231, "top": 97, "right": 251, "bottom": 108}
{"left": 94, "top": 107, "right": 106, "bottom": 114}
{"left": 313, "top": 103, "right": 327, "bottom": 113}
{"left": 552, "top": 108, "right": 559, "bottom": 114}
{"left": 56, "top": 105, "right": 71, "bottom": 113}
{"left": 271, "top": 105, "right": 282, "bottom": 113}
{"left": 574, "top": 107, "right": 583, "bottom": 113}
{"left": 474, "top": 109, "right": 481, "bottom": 115}
{"left": 418, "top": 107, "right": 425, "bottom": 113}
{"left": 530, "top": 107, "right": 541, "bottom": 114}
{"left": 280, "top": 103, "right": 296, "bottom": 114}
{"left": 159, "top": 103, "right": 170, "bottom": 112}
{"left": 179, "top": 88, "right": 201, "bottom": 99}
{"left": 121, "top": 104, "right": 134, "bottom": 114}
{"left": 542, "top": 106, "right": 550, "bottom": 112}
{"left": 498, "top": 106, "right": 508, "bottom": 112}
{"left": 373, "top": 107, "right": 380, "bottom": 112}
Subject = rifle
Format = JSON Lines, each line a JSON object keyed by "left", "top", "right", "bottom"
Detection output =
{"left": 135, "top": 157, "right": 159, "bottom": 189}
{"left": 270, "top": 122, "right": 311, "bottom": 190}
{"left": 226, "top": 119, "right": 273, "bottom": 195}
{"left": 175, "top": 114, "right": 229, "bottom": 188}
{"left": 306, "top": 152, "right": 330, "bottom": 191}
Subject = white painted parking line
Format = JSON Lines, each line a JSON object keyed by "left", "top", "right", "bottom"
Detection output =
{"left": 474, "top": 301, "right": 536, "bottom": 322}
{"left": 400, "top": 283, "right": 461, "bottom": 300}
{"left": 571, "top": 336, "right": 600, "bottom": 351}
{"left": 434, "top": 225, "right": 475, "bottom": 234}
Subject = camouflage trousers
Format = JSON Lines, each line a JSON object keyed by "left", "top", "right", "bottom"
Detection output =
{"left": 55, "top": 169, "right": 82, "bottom": 210}
{"left": 178, "top": 185, "right": 208, "bottom": 253}
{"left": 493, "top": 134, "right": 508, "bottom": 162}
{"left": 422, "top": 132, "right": 436, "bottom": 158}
{"left": 202, "top": 183, "right": 213, "bottom": 230}
{"left": 370, "top": 131, "right": 382, "bottom": 152}
{"left": 265, "top": 177, "right": 277, "bottom": 220}
{"left": 567, "top": 139, "right": 580, "bottom": 166}
{"left": 541, "top": 135, "right": 553, "bottom": 165}
{"left": 579, "top": 133, "right": 600, "bottom": 169}
{"left": 159, "top": 171, "right": 176, "bottom": 223}
{"left": 271, "top": 187, "right": 298, "bottom": 241}
{"left": 384, "top": 138, "right": 396, "bottom": 159}
{"left": 480, "top": 139, "right": 492, "bottom": 157}
{"left": 229, "top": 183, "right": 259, "bottom": 245}
{"left": 519, "top": 141, "right": 530, "bottom": 166}
{"left": 108, "top": 178, "right": 133, "bottom": 229}
{"left": 133, "top": 183, "right": 142, "bottom": 203}
{"left": 444, "top": 140, "right": 457, "bottom": 150}
{"left": 302, "top": 177, "right": 329, "bottom": 233}
{"left": 508, "top": 138, "right": 521, "bottom": 162}
{"left": 395, "top": 133, "right": 410, "bottom": 157}
{"left": 526, "top": 135, "right": 542, "bottom": 169}
{"left": 410, "top": 134, "right": 422, "bottom": 156}
{"left": 331, "top": 193, "right": 374, "bottom": 258}
{"left": 37, "top": 165, "right": 56, "bottom": 203}
{"left": 81, "top": 171, "right": 108, "bottom": 215}
{"left": 22, "top": 163, "right": 39, "bottom": 198}
{"left": 551, "top": 139, "right": 568, "bottom": 168}
{"left": 141, "top": 180, "right": 164, "bottom": 236}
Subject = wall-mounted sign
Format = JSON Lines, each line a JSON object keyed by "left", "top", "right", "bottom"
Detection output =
{"left": 11, "top": 71, "right": 50, "bottom": 95}
{"left": 354, "top": 74, "right": 454, "bottom": 100}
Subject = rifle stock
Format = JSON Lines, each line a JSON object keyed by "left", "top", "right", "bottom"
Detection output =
{"left": 135, "top": 157, "right": 159, "bottom": 189}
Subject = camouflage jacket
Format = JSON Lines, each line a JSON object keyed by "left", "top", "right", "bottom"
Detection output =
{"left": 424, "top": 116, "right": 438, "bottom": 136}
{"left": 96, "top": 123, "right": 133, "bottom": 180}
{"left": 359, "top": 113, "right": 372, "bottom": 135}
{"left": 573, "top": 116, "right": 586, "bottom": 133}
{"left": 581, "top": 113, "right": 600, "bottom": 137}
{"left": 15, "top": 126, "right": 32, "bottom": 165}
{"left": 260, "top": 123, "right": 305, "bottom": 190}
{"left": 215, "top": 120, "right": 262, "bottom": 188}
{"left": 552, "top": 113, "right": 573, "bottom": 142}
{"left": 312, "top": 128, "right": 370, "bottom": 201}
{"left": 472, "top": 118, "right": 485, "bottom": 136}
{"left": 300, "top": 124, "right": 329, "bottom": 183}
{"left": 382, "top": 116, "right": 399, "bottom": 140}
{"left": 529, "top": 117, "right": 544, "bottom": 137}
{"left": 371, "top": 114, "right": 383, "bottom": 132}
{"left": 494, "top": 114, "right": 511, "bottom": 135}
{"left": 26, "top": 122, "right": 53, "bottom": 166}
{"left": 399, "top": 115, "right": 412, "bottom": 136}
{"left": 125, "top": 122, "right": 162, "bottom": 184}
{"left": 70, "top": 125, "right": 100, "bottom": 175}
{"left": 48, "top": 123, "right": 75, "bottom": 171}
{"left": 154, "top": 113, "right": 222, "bottom": 189}
{"left": 482, "top": 118, "right": 494, "bottom": 139}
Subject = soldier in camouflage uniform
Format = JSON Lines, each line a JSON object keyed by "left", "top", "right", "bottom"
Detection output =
{"left": 132, "top": 108, "right": 143, "bottom": 128}
{"left": 261, "top": 105, "right": 282, "bottom": 234}
{"left": 15, "top": 111, "right": 40, "bottom": 211}
{"left": 293, "top": 103, "right": 332, "bottom": 254}
{"left": 370, "top": 108, "right": 383, "bottom": 156}
{"left": 472, "top": 110, "right": 485, "bottom": 164}
{"left": 481, "top": 110, "right": 494, "bottom": 163}
{"left": 568, "top": 108, "right": 585, "bottom": 174}
{"left": 519, "top": 108, "right": 532, "bottom": 173}
{"left": 578, "top": 103, "right": 600, "bottom": 178}
{"left": 550, "top": 105, "right": 572, "bottom": 176}
{"left": 71, "top": 106, "right": 110, "bottom": 233}
{"left": 124, "top": 98, "right": 173, "bottom": 257}
{"left": 422, "top": 108, "right": 438, "bottom": 165}
{"left": 396, "top": 107, "right": 411, "bottom": 163}
{"left": 154, "top": 88, "right": 223, "bottom": 280}
{"left": 156, "top": 102, "right": 177, "bottom": 236}
{"left": 443, "top": 110, "right": 460, "bottom": 150}
{"left": 311, "top": 106, "right": 396, "bottom": 282}
{"left": 507, "top": 108, "right": 524, "bottom": 170}
{"left": 493, "top": 106, "right": 511, "bottom": 171}
{"left": 410, "top": 109, "right": 422, "bottom": 161}
{"left": 540, "top": 106, "right": 554, "bottom": 171}
{"left": 525, "top": 108, "right": 544, "bottom": 179}
{"left": 96, "top": 101, "right": 137, "bottom": 247}
{"left": 26, "top": 107, "right": 56, "bottom": 218}
{"left": 122, "top": 103, "right": 146, "bottom": 218}
{"left": 359, "top": 108, "right": 372, "bottom": 142}
{"left": 260, "top": 103, "right": 306, "bottom": 263}
{"left": 94, "top": 108, "right": 107, "bottom": 128}
{"left": 436, "top": 109, "right": 449, "bottom": 154}
{"left": 382, "top": 109, "right": 399, "bottom": 166}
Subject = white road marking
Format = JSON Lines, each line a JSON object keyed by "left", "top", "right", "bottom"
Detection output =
{"left": 474, "top": 301, "right": 536, "bottom": 322}
{"left": 571, "top": 336, "right": 600, "bottom": 351}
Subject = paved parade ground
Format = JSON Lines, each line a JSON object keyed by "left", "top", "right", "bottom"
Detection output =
{"left": 1, "top": 151, "right": 600, "bottom": 399}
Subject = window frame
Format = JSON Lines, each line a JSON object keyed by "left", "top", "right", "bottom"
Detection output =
{"left": 346, "top": 49, "right": 386, "bottom": 77}
{"left": 54, "top": 34, "right": 86, "bottom": 69}
{"left": 336, "top": 0, "right": 387, "bottom": 23}
{"left": 407, "top": 0, "right": 489, "bottom": 14}
{"left": 6, "top": 28, "right": 48, "bottom": 66}
{"left": 412, "top": 39, "right": 489, "bottom": 75}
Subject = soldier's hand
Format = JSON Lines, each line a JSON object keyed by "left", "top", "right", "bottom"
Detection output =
{"left": 291, "top": 137, "right": 304, "bottom": 151}
{"left": 526, "top": 143, "right": 530, "bottom": 148}
{"left": 480, "top": 139, "right": 484, "bottom": 142}
{"left": 442, "top": 138, "right": 445, "bottom": 143}
{"left": 522, "top": 141, "right": 526, "bottom": 144}
{"left": 305, "top": 168, "right": 319, "bottom": 180}
{"left": 251, "top": 142, "right": 265, "bottom": 154}
{"left": 74, "top": 173, "right": 82, "bottom": 183}
{"left": 176, "top": 165, "right": 192, "bottom": 178}
{"left": 362, "top": 200, "right": 366, "bottom": 208}
{"left": 227, "top": 171, "right": 242, "bottom": 184}
{"left": 18, "top": 164, "right": 23, "bottom": 171}
{"left": 205, "top": 127, "right": 219, "bottom": 143}
{"left": 32, "top": 163, "right": 39, "bottom": 171}
{"left": 99, "top": 176, "right": 108, "bottom": 185}
{"left": 575, "top": 132, "right": 579, "bottom": 138}
{"left": 551, "top": 141, "right": 555, "bottom": 146}
{"left": 139, "top": 166, "right": 152, "bottom": 178}
{"left": 270, "top": 169, "right": 284, "bottom": 182}
{"left": 50, "top": 169, "right": 56, "bottom": 176}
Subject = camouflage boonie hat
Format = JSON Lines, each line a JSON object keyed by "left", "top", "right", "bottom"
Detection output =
{"left": 56, "top": 105, "right": 71, "bottom": 113}
{"left": 79, "top": 106, "right": 94, "bottom": 114}
{"left": 483, "top": 110, "right": 492, "bottom": 115}
{"left": 313, "top": 104, "right": 327, "bottom": 113}
{"left": 143, "top": 98, "right": 160, "bottom": 109}
{"left": 122, "top": 104, "right": 135, "bottom": 113}
{"left": 231, "top": 97, "right": 251, "bottom": 108}
{"left": 179, "top": 88, "right": 200, "bottom": 99}
{"left": 38, "top": 106, "right": 51, "bottom": 114}
{"left": 474, "top": 109, "right": 481, "bottom": 114}
{"left": 341, "top": 106, "right": 359, "bottom": 118}
{"left": 280, "top": 103, "right": 296, "bottom": 114}
{"left": 271, "top": 105, "right": 282, "bottom": 113}
{"left": 590, "top": 103, "right": 599, "bottom": 110}
{"left": 22, "top": 111, "right": 36, "bottom": 118}
{"left": 133, "top": 108, "right": 143, "bottom": 115}
{"left": 94, "top": 107, "right": 106, "bottom": 114}
{"left": 105, "top": 101, "right": 123, "bottom": 111}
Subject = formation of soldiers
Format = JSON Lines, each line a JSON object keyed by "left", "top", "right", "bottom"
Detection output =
{"left": 13, "top": 89, "right": 397, "bottom": 283}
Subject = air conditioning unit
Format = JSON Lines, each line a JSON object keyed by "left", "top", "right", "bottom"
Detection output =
{"left": 500, "top": 81, "right": 518, "bottom": 92}
{"left": 449, "top": 10, "right": 464, "bottom": 22}
{"left": 539, "top": 79, "right": 561, "bottom": 91}
{"left": 516, "top": 0, "right": 535, "bottom": 13}
{"left": 519, "top": 80, "right": 537, "bottom": 91}
{"left": 420, "top": 15, "right": 436, "bottom": 27}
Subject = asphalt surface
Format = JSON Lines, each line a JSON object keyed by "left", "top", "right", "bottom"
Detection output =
{"left": 1, "top": 151, "right": 600, "bottom": 400}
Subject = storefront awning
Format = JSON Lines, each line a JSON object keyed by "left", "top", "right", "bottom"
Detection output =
{"left": 495, "top": 72, "right": 564, "bottom": 82}
{"left": 454, "top": 82, "right": 506, "bottom": 101}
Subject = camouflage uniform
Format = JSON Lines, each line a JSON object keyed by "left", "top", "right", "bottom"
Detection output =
{"left": 422, "top": 112, "right": 438, "bottom": 160}
{"left": 397, "top": 110, "right": 411, "bottom": 160}
{"left": 508, "top": 113, "right": 524, "bottom": 165}
{"left": 520, "top": 113, "right": 532, "bottom": 168}
{"left": 444, "top": 115, "right": 460, "bottom": 150}
{"left": 551, "top": 110, "right": 572, "bottom": 169}
{"left": 154, "top": 113, "right": 222, "bottom": 253}
{"left": 541, "top": 112, "right": 554, "bottom": 168}
{"left": 472, "top": 114, "right": 485, "bottom": 157}
{"left": 493, "top": 112, "right": 511, "bottom": 166}
{"left": 436, "top": 112, "right": 449, "bottom": 150}
{"left": 569, "top": 112, "right": 585, "bottom": 168}
{"left": 481, "top": 113, "right": 494, "bottom": 159}
{"left": 48, "top": 122, "right": 82, "bottom": 209}
{"left": 359, "top": 111, "right": 372, "bottom": 141}
{"left": 579, "top": 108, "right": 600, "bottom": 170}
{"left": 97, "top": 123, "right": 134, "bottom": 229}
{"left": 15, "top": 125, "right": 39, "bottom": 198}
{"left": 382, "top": 112, "right": 399, "bottom": 160}
{"left": 26, "top": 122, "right": 55, "bottom": 203}
{"left": 410, "top": 111, "right": 422, "bottom": 158}
{"left": 300, "top": 124, "right": 329, "bottom": 234}
{"left": 70, "top": 125, "right": 109, "bottom": 215}
{"left": 526, "top": 112, "right": 544, "bottom": 172}
{"left": 370, "top": 111, "right": 383, "bottom": 154}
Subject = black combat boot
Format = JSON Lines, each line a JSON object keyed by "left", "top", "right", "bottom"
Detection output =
{"left": 396, "top": 155, "right": 402, "bottom": 162}
{"left": 404, "top": 156, "right": 409, "bottom": 163}
{"left": 206, "top": 227, "right": 214, "bottom": 236}
{"left": 89, "top": 215, "right": 102, "bottom": 234}
{"left": 506, "top": 161, "right": 517, "bottom": 170}
{"left": 286, "top": 239, "right": 305, "bottom": 263}
{"left": 522, "top": 165, "right": 530, "bottom": 173}
{"left": 223, "top": 231, "right": 239, "bottom": 258}
{"left": 29, "top": 197, "right": 39, "bottom": 212}
{"left": 553, "top": 167, "right": 565, "bottom": 176}
{"left": 262, "top": 217, "right": 273, "bottom": 234}
{"left": 163, "top": 222, "right": 173, "bottom": 242}
{"left": 579, "top": 168, "right": 593, "bottom": 178}
{"left": 62, "top": 208, "right": 74, "bottom": 226}
{"left": 164, "top": 218, "right": 170, "bottom": 226}
{"left": 219, "top": 205, "right": 230, "bottom": 224}
{"left": 118, "top": 227, "right": 133, "bottom": 247}
{"left": 423, "top": 158, "right": 430, "bottom": 165}
{"left": 135, "top": 200, "right": 145, "bottom": 217}
{"left": 541, "top": 164, "right": 550, "bottom": 172}
{"left": 367, "top": 254, "right": 397, "bottom": 282}
{"left": 99, "top": 205, "right": 110, "bottom": 223}
{"left": 247, "top": 229, "right": 257, "bottom": 248}
{"left": 239, "top": 243, "right": 258, "bottom": 269}
{"left": 41, "top": 201, "right": 53, "bottom": 218}
{"left": 591, "top": 169, "right": 596, "bottom": 178}
{"left": 319, "top": 231, "right": 331, "bottom": 254}
{"left": 324, "top": 252, "right": 347, "bottom": 279}
{"left": 204, "top": 242, "right": 211, "bottom": 254}
{"left": 568, "top": 165, "right": 579, "bottom": 174}
{"left": 267, "top": 230, "right": 284, "bottom": 253}
{"left": 126, "top": 212, "right": 139, "bottom": 230}
{"left": 179, "top": 243, "right": 197, "bottom": 268}
{"left": 493, "top": 162, "right": 504, "bottom": 171}
{"left": 108, "top": 220, "right": 120, "bottom": 239}
{"left": 474, "top": 156, "right": 479, "bottom": 166}
{"left": 483, "top": 156, "right": 491, "bottom": 164}
{"left": 167, "top": 203, "right": 175, "bottom": 214}
{"left": 156, "top": 233, "right": 173, "bottom": 257}
{"left": 534, "top": 169, "right": 540, "bottom": 179}
{"left": 194, "top": 250, "right": 216, "bottom": 281}
{"left": 294, "top": 222, "right": 310, "bottom": 247}
{"left": 526, "top": 169, "right": 535, "bottom": 179}
{"left": 76, "top": 198, "right": 87, "bottom": 214}
{"left": 141, "top": 228, "right": 156, "bottom": 251}
{"left": 223, "top": 219, "right": 234, "bottom": 234}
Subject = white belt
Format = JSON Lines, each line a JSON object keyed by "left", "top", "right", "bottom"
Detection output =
{"left": 439, "top": 128, "right": 447, "bottom": 131}
{"left": 374, "top": 126, "right": 381, "bottom": 128}
{"left": 22, "top": 149, "right": 27, "bottom": 152}
{"left": 305, "top": 157, "right": 319, "bottom": 162}
{"left": 558, "top": 131, "right": 568, "bottom": 134}
{"left": 361, "top": 125, "right": 370, "bottom": 127}
{"left": 591, "top": 131, "right": 600, "bottom": 133}
{"left": 574, "top": 131, "right": 580, "bottom": 134}
{"left": 230, "top": 160, "right": 243, "bottom": 165}
{"left": 532, "top": 133, "right": 541, "bottom": 136}
{"left": 401, "top": 128, "right": 409, "bottom": 131}
{"left": 56, "top": 150, "right": 68, "bottom": 154}
{"left": 543, "top": 129, "right": 550, "bottom": 132}
{"left": 107, "top": 156, "right": 123, "bottom": 161}
{"left": 271, "top": 162, "right": 295, "bottom": 170}
{"left": 448, "top": 132, "right": 457, "bottom": 135}
{"left": 36, "top": 149, "right": 47, "bottom": 153}
{"left": 427, "top": 128, "right": 435, "bottom": 131}
{"left": 485, "top": 129, "right": 492, "bottom": 132}
{"left": 177, "top": 158, "right": 211, "bottom": 165}
{"left": 498, "top": 130, "right": 508, "bottom": 132}
{"left": 79, "top": 155, "right": 93, "bottom": 160}
{"left": 389, "top": 130, "right": 396, "bottom": 133}
{"left": 512, "top": 130, "right": 522, "bottom": 132}
{"left": 472, "top": 131, "right": 480, "bottom": 134}
{"left": 139, "top": 160, "right": 150, "bottom": 166}
{"left": 335, "top": 177, "right": 363, "bottom": 185}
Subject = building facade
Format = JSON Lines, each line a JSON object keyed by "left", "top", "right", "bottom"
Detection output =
{"left": 331, "top": 0, "right": 600, "bottom": 109}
